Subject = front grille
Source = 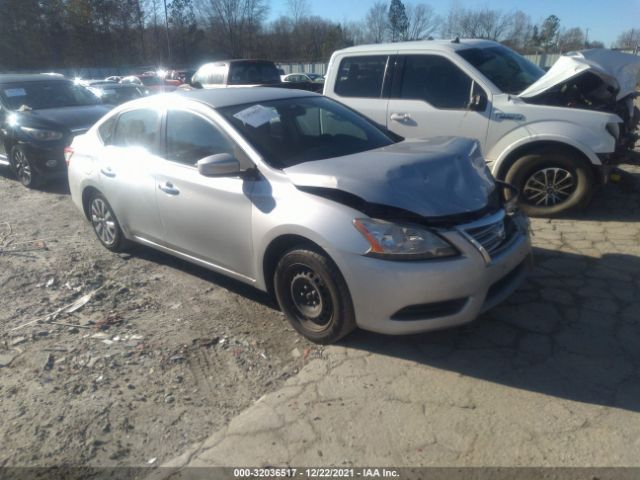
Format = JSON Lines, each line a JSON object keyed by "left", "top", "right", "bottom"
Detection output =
{"left": 460, "top": 211, "right": 518, "bottom": 261}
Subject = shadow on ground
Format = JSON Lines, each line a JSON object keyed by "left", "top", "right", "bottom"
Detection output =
{"left": 0, "top": 167, "right": 70, "bottom": 195}
{"left": 555, "top": 166, "right": 640, "bottom": 222}
{"left": 341, "top": 245, "right": 640, "bottom": 413}
{"left": 127, "top": 246, "right": 278, "bottom": 311}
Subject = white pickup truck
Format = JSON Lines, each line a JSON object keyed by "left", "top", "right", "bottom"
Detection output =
{"left": 323, "top": 39, "right": 640, "bottom": 216}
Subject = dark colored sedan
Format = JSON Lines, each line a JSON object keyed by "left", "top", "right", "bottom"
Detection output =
{"left": 0, "top": 74, "right": 112, "bottom": 187}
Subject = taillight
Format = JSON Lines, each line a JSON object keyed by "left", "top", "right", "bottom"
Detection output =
{"left": 64, "top": 146, "right": 74, "bottom": 166}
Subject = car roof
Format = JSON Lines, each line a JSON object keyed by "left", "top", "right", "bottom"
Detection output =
{"left": 334, "top": 38, "right": 500, "bottom": 55}
{"left": 177, "top": 87, "right": 317, "bottom": 108}
{"left": 0, "top": 74, "right": 70, "bottom": 84}
{"left": 198, "top": 59, "right": 277, "bottom": 68}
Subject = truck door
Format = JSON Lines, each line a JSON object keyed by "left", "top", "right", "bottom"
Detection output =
{"left": 328, "top": 55, "right": 394, "bottom": 128}
{"left": 386, "top": 54, "right": 491, "bottom": 151}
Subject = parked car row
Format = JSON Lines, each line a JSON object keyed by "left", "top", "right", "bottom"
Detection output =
{"left": 1, "top": 39, "right": 639, "bottom": 343}
{"left": 190, "top": 59, "right": 324, "bottom": 92}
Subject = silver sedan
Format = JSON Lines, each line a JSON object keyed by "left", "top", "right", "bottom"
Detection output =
{"left": 67, "top": 88, "right": 531, "bottom": 343}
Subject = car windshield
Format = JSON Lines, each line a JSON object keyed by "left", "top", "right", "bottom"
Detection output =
{"left": 458, "top": 46, "right": 545, "bottom": 94}
{"left": 219, "top": 96, "right": 395, "bottom": 168}
{"left": 228, "top": 62, "right": 281, "bottom": 85}
{"left": 0, "top": 80, "right": 102, "bottom": 110}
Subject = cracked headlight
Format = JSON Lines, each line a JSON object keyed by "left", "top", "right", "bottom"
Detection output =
{"left": 353, "top": 218, "right": 458, "bottom": 260}
{"left": 20, "top": 126, "right": 63, "bottom": 141}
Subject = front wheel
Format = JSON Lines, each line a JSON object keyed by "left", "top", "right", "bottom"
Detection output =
{"left": 274, "top": 248, "right": 356, "bottom": 344}
{"left": 505, "top": 151, "right": 594, "bottom": 217}
{"left": 10, "top": 146, "right": 40, "bottom": 188}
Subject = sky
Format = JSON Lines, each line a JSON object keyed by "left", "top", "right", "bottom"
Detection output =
{"left": 269, "top": 0, "right": 640, "bottom": 47}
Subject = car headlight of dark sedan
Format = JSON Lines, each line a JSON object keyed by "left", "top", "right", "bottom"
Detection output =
{"left": 20, "top": 126, "right": 64, "bottom": 141}
{"left": 353, "top": 218, "right": 458, "bottom": 260}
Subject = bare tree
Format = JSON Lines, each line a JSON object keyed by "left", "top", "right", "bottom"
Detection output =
{"left": 342, "top": 20, "right": 367, "bottom": 46}
{"left": 404, "top": 3, "right": 439, "bottom": 40}
{"left": 558, "top": 27, "right": 585, "bottom": 52}
{"left": 503, "top": 10, "right": 533, "bottom": 52}
{"left": 197, "top": 0, "right": 269, "bottom": 57}
{"left": 286, "top": 0, "right": 309, "bottom": 25}
{"left": 441, "top": 0, "right": 462, "bottom": 38}
{"left": 616, "top": 28, "right": 640, "bottom": 50}
{"left": 365, "top": 1, "right": 388, "bottom": 43}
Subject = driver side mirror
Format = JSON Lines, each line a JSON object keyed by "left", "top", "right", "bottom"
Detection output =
{"left": 197, "top": 153, "right": 241, "bottom": 177}
{"left": 468, "top": 92, "right": 488, "bottom": 111}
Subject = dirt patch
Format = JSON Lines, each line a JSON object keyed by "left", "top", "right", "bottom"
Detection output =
{"left": 0, "top": 171, "right": 320, "bottom": 466}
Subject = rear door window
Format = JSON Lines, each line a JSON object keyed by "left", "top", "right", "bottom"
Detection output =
{"left": 334, "top": 56, "right": 388, "bottom": 98}
{"left": 394, "top": 55, "right": 473, "bottom": 109}
{"left": 112, "top": 109, "right": 160, "bottom": 152}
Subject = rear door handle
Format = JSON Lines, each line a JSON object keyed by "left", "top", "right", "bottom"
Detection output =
{"left": 158, "top": 182, "right": 180, "bottom": 195}
{"left": 100, "top": 167, "right": 115, "bottom": 178}
{"left": 390, "top": 112, "right": 411, "bottom": 122}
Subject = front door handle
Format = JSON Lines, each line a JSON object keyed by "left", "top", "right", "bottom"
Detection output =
{"left": 390, "top": 112, "right": 412, "bottom": 122}
{"left": 158, "top": 182, "right": 180, "bottom": 195}
{"left": 100, "top": 167, "right": 115, "bottom": 178}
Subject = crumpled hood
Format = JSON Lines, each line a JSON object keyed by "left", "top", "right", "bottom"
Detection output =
{"left": 284, "top": 137, "right": 496, "bottom": 218}
{"left": 519, "top": 49, "right": 640, "bottom": 101}
{"left": 16, "top": 104, "right": 113, "bottom": 132}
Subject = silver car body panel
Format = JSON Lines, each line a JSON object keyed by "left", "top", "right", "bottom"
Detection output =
{"left": 284, "top": 137, "right": 496, "bottom": 218}
{"left": 68, "top": 88, "right": 531, "bottom": 335}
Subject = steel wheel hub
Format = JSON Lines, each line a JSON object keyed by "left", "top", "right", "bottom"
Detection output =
{"left": 291, "top": 271, "right": 324, "bottom": 319}
{"left": 91, "top": 198, "right": 117, "bottom": 246}
{"left": 523, "top": 167, "right": 575, "bottom": 207}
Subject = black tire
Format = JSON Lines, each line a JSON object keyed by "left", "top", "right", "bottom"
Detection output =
{"left": 274, "top": 247, "right": 356, "bottom": 344}
{"left": 88, "top": 193, "right": 129, "bottom": 252}
{"left": 505, "top": 150, "right": 594, "bottom": 217}
{"left": 10, "top": 145, "right": 41, "bottom": 188}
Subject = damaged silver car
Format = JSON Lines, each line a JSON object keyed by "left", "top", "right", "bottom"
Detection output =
{"left": 67, "top": 88, "right": 531, "bottom": 343}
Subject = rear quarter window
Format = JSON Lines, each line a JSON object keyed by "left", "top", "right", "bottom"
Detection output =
{"left": 334, "top": 56, "right": 387, "bottom": 98}
{"left": 97, "top": 116, "right": 116, "bottom": 145}
{"left": 111, "top": 109, "right": 160, "bottom": 152}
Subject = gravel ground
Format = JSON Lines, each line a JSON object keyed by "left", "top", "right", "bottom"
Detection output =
{"left": 0, "top": 171, "right": 318, "bottom": 467}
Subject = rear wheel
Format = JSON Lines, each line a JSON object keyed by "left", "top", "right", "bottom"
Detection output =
{"left": 274, "top": 248, "right": 356, "bottom": 344}
{"left": 505, "top": 151, "right": 594, "bottom": 217}
{"left": 89, "top": 193, "right": 129, "bottom": 252}
{"left": 10, "top": 146, "right": 40, "bottom": 188}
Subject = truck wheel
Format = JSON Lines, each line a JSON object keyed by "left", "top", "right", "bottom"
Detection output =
{"left": 274, "top": 247, "right": 356, "bottom": 344}
{"left": 505, "top": 151, "right": 594, "bottom": 217}
{"left": 10, "top": 146, "right": 41, "bottom": 188}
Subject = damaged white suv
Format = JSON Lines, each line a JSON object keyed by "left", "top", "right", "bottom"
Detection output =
{"left": 324, "top": 40, "right": 640, "bottom": 216}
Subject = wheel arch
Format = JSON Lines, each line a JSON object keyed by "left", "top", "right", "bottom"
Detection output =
{"left": 261, "top": 234, "right": 332, "bottom": 299}
{"left": 81, "top": 186, "right": 102, "bottom": 221}
{"left": 494, "top": 140, "right": 597, "bottom": 180}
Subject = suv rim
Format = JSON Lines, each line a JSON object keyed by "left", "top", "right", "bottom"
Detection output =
{"left": 14, "top": 149, "right": 31, "bottom": 185}
{"left": 286, "top": 265, "right": 332, "bottom": 333}
{"left": 523, "top": 167, "right": 575, "bottom": 207}
{"left": 90, "top": 198, "right": 116, "bottom": 246}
